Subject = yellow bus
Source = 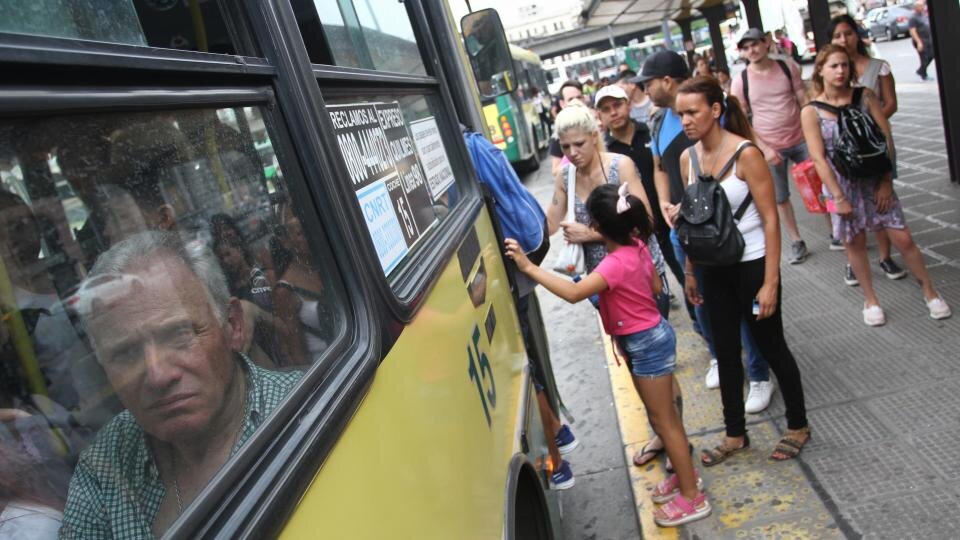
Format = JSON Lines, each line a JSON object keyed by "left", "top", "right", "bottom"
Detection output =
{"left": 0, "top": 1, "right": 559, "bottom": 538}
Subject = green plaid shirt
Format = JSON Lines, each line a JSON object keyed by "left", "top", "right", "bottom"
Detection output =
{"left": 59, "top": 354, "right": 302, "bottom": 539}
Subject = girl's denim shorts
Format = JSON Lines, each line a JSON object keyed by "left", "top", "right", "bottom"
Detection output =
{"left": 616, "top": 318, "right": 677, "bottom": 378}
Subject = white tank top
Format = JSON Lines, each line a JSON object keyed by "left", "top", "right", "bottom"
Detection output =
{"left": 687, "top": 140, "right": 766, "bottom": 262}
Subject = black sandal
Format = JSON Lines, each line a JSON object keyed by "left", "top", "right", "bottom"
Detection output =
{"left": 633, "top": 439, "right": 665, "bottom": 467}
{"left": 701, "top": 434, "right": 750, "bottom": 467}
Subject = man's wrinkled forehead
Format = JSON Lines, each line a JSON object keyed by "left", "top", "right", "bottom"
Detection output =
{"left": 83, "top": 254, "right": 198, "bottom": 322}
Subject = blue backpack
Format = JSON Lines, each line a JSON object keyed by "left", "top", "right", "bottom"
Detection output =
{"left": 463, "top": 131, "right": 549, "bottom": 263}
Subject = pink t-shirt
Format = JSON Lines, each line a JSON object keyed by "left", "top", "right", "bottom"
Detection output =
{"left": 731, "top": 59, "right": 805, "bottom": 150}
{"left": 593, "top": 240, "right": 661, "bottom": 336}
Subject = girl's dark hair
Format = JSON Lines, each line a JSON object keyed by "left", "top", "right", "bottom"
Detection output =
{"left": 828, "top": 14, "right": 869, "bottom": 57}
{"left": 811, "top": 44, "right": 856, "bottom": 95}
{"left": 676, "top": 75, "right": 755, "bottom": 142}
{"left": 585, "top": 183, "right": 653, "bottom": 246}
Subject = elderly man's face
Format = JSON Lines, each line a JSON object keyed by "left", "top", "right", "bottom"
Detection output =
{"left": 90, "top": 253, "right": 243, "bottom": 443}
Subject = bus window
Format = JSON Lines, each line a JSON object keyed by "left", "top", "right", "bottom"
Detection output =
{"left": 0, "top": 104, "right": 342, "bottom": 537}
{"left": 324, "top": 93, "right": 461, "bottom": 276}
{"left": 293, "top": 0, "right": 426, "bottom": 75}
{"left": 0, "top": 1, "right": 244, "bottom": 54}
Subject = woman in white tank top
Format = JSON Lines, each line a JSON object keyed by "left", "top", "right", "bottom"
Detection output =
{"left": 673, "top": 76, "right": 811, "bottom": 465}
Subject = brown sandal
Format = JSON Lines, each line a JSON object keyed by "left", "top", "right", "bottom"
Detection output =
{"left": 700, "top": 434, "right": 750, "bottom": 467}
{"left": 770, "top": 428, "right": 811, "bottom": 461}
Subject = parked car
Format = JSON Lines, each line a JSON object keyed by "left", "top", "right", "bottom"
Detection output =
{"left": 865, "top": 5, "right": 914, "bottom": 41}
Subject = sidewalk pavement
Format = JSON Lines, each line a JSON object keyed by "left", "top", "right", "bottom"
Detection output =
{"left": 533, "top": 87, "right": 960, "bottom": 539}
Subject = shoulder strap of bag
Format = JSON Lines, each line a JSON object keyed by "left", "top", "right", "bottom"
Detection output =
{"left": 565, "top": 164, "right": 577, "bottom": 221}
{"left": 808, "top": 100, "right": 841, "bottom": 115}
{"left": 741, "top": 69, "right": 750, "bottom": 117}
{"left": 852, "top": 86, "right": 865, "bottom": 108}
{"left": 688, "top": 146, "right": 703, "bottom": 180}
{"left": 716, "top": 141, "right": 757, "bottom": 180}
{"left": 777, "top": 59, "right": 793, "bottom": 85}
{"left": 722, "top": 141, "right": 757, "bottom": 221}
{"left": 733, "top": 192, "right": 754, "bottom": 221}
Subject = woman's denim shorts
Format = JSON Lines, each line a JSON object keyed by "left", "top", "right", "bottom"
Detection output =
{"left": 616, "top": 318, "right": 677, "bottom": 378}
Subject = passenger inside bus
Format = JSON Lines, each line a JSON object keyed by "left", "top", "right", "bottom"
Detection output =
{"left": 59, "top": 231, "right": 304, "bottom": 537}
{"left": 271, "top": 204, "right": 338, "bottom": 362}
{"left": 1, "top": 105, "right": 341, "bottom": 535}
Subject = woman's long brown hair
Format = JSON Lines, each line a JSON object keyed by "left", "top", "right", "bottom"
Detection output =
{"left": 676, "top": 75, "right": 755, "bottom": 142}
{"left": 811, "top": 43, "right": 856, "bottom": 95}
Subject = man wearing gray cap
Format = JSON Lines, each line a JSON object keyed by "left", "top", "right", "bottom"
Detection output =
{"left": 731, "top": 28, "right": 812, "bottom": 264}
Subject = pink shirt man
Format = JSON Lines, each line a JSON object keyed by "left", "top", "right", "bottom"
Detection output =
{"left": 730, "top": 60, "right": 805, "bottom": 151}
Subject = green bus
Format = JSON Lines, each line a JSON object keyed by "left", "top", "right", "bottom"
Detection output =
{"left": 462, "top": 16, "right": 551, "bottom": 173}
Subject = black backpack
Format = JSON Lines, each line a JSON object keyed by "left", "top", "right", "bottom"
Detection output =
{"left": 809, "top": 87, "right": 892, "bottom": 181}
{"left": 675, "top": 142, "right": 756, "bottom": 267}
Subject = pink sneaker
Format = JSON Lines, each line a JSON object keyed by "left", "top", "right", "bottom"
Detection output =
{"left": 650, "top": 472, "right": 704, "bottom": 504}
{"left": 653, "top": 491, "right": 712, "bottom": 527}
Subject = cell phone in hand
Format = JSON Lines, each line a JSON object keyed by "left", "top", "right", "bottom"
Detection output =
{"left": 752, "top": 300, "right": 761, "bottom": 316}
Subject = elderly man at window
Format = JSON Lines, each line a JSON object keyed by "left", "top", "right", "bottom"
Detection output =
{"left": 60, "top": 231, "right": 302, "bottom": 538}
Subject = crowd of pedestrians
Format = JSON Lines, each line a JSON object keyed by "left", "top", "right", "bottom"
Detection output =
{"left": 507, "top": 8, "right": 949, "bottom": 527}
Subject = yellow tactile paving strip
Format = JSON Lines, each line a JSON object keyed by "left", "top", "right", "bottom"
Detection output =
{"left": 600, "top": 315, "right": 842, "bottom": 539}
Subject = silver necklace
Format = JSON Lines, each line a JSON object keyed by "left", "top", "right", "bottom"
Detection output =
{"left": 168, "top": 382, "right": 249, "bottom": 516}
{"left": 700, "top": 134, "right": 729, "bottom": 178}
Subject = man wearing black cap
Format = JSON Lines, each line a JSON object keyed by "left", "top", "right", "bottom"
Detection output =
{"left": 732, "top": 28, "right": 812, "bottom": 264}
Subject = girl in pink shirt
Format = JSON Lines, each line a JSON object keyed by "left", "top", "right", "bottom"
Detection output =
{"left": 504, "top": 183, "right": 709, "bottom": 527}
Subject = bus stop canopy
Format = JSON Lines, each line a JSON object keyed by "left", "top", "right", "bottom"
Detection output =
{"left": 581, "top": 0, "right": 724, "bottom": 28}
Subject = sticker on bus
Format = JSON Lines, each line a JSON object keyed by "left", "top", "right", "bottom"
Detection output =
{"left": 409, "top": 116, "right": 455, "bottom": 201}
{"left": 328, "top": 101, "right": 439, "bottom": 273}
{"left": 355, "top": 179, "right": 409, "bottom": 273}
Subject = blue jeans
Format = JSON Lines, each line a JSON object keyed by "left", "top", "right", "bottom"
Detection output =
{"left": 670, "top": 229, "right": 769, "bottom": 381}
{"left": 617, "top": 319, "right": 677, "bottom": 378}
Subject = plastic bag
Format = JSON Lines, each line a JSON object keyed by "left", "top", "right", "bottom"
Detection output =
{"left": 552, "top": 165, "right": 586, "bottom": 276}
{"left": 791, "top": 159, "right": 827, "bottom": 214}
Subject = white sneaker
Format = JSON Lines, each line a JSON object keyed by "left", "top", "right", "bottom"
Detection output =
{"left": 863, "top": 304, "right": 886, "bottom": 326}
{"left": 704, "top": 359, "right": 719, "bottom": 389}
{"left": 927, "top": 296, "right": 952, "bottom": 320}
{"left": 744, "top": 380, "right": 775, "bottom": 414}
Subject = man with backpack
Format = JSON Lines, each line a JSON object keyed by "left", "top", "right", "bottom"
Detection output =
{"left": 731, "top": 28, "right": 813, "bottom": 264}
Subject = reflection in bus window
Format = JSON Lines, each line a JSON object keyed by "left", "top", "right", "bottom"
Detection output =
{"left": 0, "top": 105, "right": 341, "bottom": 537}
{"left": 0, "top": 0, "right": 243, "bottom": 55}
{"left": 293, "top": 0, "right": 426, "bottom": 75}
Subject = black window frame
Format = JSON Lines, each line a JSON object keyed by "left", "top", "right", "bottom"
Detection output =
{"left": 0, "top": 38, "right": 381, "bottom": 539}
{"left": 280, "top": 0, "right": 485, "bottom": 324}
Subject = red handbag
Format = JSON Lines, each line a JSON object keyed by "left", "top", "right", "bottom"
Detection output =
{"left": 791, "top": 159, "right": 827, "bottom": 213}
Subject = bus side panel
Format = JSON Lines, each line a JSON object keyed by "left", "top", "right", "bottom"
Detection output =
{"left": 281, "top": 211, "right": 529, "bottom": 539}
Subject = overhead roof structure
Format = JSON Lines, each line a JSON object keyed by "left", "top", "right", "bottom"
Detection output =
{"left": 580, "top": 0, "right": 724, "bottom": 28}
